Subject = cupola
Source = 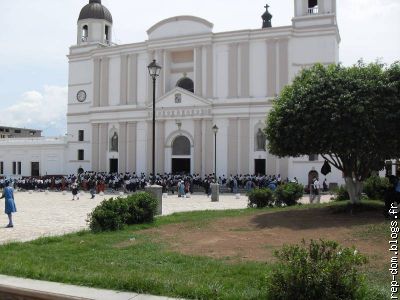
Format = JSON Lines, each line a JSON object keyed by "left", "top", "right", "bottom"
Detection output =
{"left": 77, "top": 0, "right": 113, "bottom": 46}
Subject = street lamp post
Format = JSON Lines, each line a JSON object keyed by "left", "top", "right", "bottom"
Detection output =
{"left": 147, "top": 59, "right": 162, "bottom": 184}
{"left": 212, "top": 125, "right": 219, "bottom": 181}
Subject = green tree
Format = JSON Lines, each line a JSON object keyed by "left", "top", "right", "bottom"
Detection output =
{"left": 265, "top": 62, "right": 400, "bottom": 204}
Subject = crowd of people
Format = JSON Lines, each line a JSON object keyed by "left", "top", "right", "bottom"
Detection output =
{"left": 0, "top": 172, "right": 299, "bottom": 196}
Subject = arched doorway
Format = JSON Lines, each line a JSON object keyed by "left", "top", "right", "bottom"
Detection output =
{"left": 171, "top": 136, "right": 191, "bottom": 174}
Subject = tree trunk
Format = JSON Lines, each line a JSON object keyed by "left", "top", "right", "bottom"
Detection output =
{"left": 345, "top": 177, "right": 363, "bottom": 204}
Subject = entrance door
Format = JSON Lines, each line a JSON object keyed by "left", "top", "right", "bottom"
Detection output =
{"left": 110, "top": 159, "right": 118, "bottom": 173}
{"left": 254, "top": 159, "right": 266, "bottom": 175}
{"left": 172, "top": 158, "right": 191, "bottom": 174}
{"left": 31, "top": 162, "right": 40, "bottom": 177}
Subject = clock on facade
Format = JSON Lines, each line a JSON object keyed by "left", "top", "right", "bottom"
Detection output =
{"left": 76, "top": 90, "right": 87, "bottom": 102}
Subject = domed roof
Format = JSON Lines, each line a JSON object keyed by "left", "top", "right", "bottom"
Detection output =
{"left": 78, "top": 0, "right": 113, "bottom": 23}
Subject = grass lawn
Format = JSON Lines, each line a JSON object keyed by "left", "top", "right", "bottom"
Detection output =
{"left": 0, "top": 201, "right": 390, "bottom": 299}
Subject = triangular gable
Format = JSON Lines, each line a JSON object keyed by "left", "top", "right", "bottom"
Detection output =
{"left": 148, "top": 87, "right": 212, "bottom": 109}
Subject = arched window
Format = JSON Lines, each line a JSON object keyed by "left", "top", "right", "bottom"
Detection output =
{"left": 172, "top": 136, "right": 191, "bottom": 155}
{"left": 176, "top": 77, "right": 194, "bottom": 93}
{"left": 82, "top": 25, "right": 88, "bottom": 41}
{"left": 105, "top": 25, "right": 110, "bottom": 43}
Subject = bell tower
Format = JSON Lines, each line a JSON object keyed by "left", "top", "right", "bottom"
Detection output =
{"left": 293, "top": 0, "right": 337, "bottom": 27}
{"left": 77, "top": 0, "right": 113, "bottom": 46}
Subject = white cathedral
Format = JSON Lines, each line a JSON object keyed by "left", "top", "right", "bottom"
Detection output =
{"left": 0, "top": 0, "right": 344, "bottom": 186}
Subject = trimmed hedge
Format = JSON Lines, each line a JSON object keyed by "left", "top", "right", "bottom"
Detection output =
{"left": 87, "top": 192, "right": 158, "bottom": 232}
{"left": 274, "top": 182, "right": 304, "bottom": 206}
{"left": 266, "top": 240, "right": 368, "bottom": 300}
{"left": 247, "top": 188, "right": 274, "bottom": 208}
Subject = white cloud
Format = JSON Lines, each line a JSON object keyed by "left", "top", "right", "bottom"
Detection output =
{"left": 0, "top": 86, "right": 67, "bottom": 136}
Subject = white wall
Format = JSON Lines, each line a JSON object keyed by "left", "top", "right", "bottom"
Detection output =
{"left": 0, "top": 140, "right": 66, "bottom": 177}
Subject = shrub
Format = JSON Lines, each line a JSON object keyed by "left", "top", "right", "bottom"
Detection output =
{"left": 334, "top": 185, "right": 350, "bottom": 201}
{"left": 363, "top": 175, "right": 390, "bottom": 200}
{"left": 274, "top": 182, "right": 303, "bottom": 206}
{"left": 87, "top": 197, "right": 129, "bottom": 232}
{"left": 266, "top": 240, "right": 368, "bottom": 300}
{"left": 87, "top": 192, "right": 158, "bottom": 232}
{"left": 125, "top": 192, "right": 158, "bottom": 224}
{"left": 247, "top": 188, "right": 274, "bottom": 208}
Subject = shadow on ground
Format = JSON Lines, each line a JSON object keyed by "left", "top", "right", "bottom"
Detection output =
{"left": 250, "top": 206, "right": 384, "bottom": 230}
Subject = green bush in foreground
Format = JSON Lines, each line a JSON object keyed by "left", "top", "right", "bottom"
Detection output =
{"left": 334, "top": 185, "right": 350, "bottom": 201}
{"left": 363, "top": 175, "right": 390, "bottom": 201}
{"left": 87, "top": 192, "right": 157, "bottom": 232}
{"left": 247, "top": 188, "right": 274, "bottom": 208}
{"left": 266, "top": 240, "right": 368, "bottom": 300}
{"left": 125, "top": 192, "right": 158, "bottom": 224}
{"left": 274, "top": 182, "right": 304, "bottom": 206}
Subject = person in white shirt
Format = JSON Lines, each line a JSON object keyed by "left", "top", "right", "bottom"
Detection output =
{"left": 313, "top": 178, "right": 321, "bottom": 204}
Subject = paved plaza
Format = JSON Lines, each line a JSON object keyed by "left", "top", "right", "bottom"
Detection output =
{"left": 0, "top": 191, "right": 332, "bottom": 244}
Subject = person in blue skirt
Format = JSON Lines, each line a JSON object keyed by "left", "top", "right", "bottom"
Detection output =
{"left": 0, "top": 181, "right": 16, "bottom": 228}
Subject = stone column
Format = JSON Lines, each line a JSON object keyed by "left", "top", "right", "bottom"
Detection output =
{"left": 99, "top": 123, "right": 108, "bottom": 171}
{"left": 119, "top": 122, "right": 127, "bottom": 173}
{"left": 100, "top": 57, "right": 110, "bottom": 107}
{"left": 227, "top": 118, "right": 238, "bottom": 175}
{"left": 120, "top": 55, "right": 128, "bottom": 105}
{"left": 228, "top": 44, "right": 238, "bottom": 99}
{"left": 278, "top": 39, "right": 289, "bottom": 93}
{"left": 205, "top": 46, "right": 214, "bottom": 99}
{"left": 128, "top": 54, "right": 138, "bottom": 105}
{"left": 194, "top": 120, "right": 202, "bottom": 174}
{"left": 156, "top": 121, "right": 165, "bottom": 174}
{"left": 91, "top": 124, "right": 100, "bottom": 171}
{"left": 239, "top": 42, "right": 250, "bottom": 98}
{"left": 267, "top": 40, "right": 277, "bottom": 97}
{"left": 127, "top": 122, "right": 137, "bottom": 172}
{"left": 267, "top": 153, "right": 277, "bottom": 175}
{"left": 136, "top": 121, "right": 147, "bottom": 175}
{"left": 147, "top": 51, "right": 155, "bottom": 105}
{"left": 203, "top": 120, "right": 214, "bottom": 175}
{"left": 145, "top": 185, "right": 163, "bottom": 215}
{"left": 147, "top": 120, "right": 152, "bottom": 176}
{"left": 156, "top": 50, "right": 164, "bottom": 99}
{"left": 194, "top": 47, "right": 203, "bottom": 96}
{"left": 93, "top": 58, "right": 100, "bottom": 107}
{"left": 211, "top": 183, "right": 220, "bottom": 202}
{"left": 239, "top": 118, "right": 250, "bottom": 174}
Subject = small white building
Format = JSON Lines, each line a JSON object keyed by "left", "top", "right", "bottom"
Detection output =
{"left": 0, "top": 0, "right": 345, "bottom": 186}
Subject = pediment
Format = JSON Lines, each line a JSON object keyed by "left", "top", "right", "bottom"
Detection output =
{"left": 147, "top": 16, "right": 213, "bottom": 40}
{"left": 151, "top": 87, "right": 212, "bottom": 109}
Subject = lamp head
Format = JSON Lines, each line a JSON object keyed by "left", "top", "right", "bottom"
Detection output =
{"left": 212, "top": 125, "right": 219, "bottom": 134}
{"left": 147, "top": 59, "right": 162, "bottom": 78}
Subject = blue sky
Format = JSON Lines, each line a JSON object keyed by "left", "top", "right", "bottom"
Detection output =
{"left": 0, "top": 0, "right": 399, "bottom": 136}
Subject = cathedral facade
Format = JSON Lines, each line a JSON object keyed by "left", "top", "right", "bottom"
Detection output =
{"left": 0, "top": 0, "right": 345, "bottom": 185}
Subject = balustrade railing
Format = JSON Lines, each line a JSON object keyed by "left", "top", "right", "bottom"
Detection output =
{"left": 308, "top": 6, "right": 319, "bottom": 14}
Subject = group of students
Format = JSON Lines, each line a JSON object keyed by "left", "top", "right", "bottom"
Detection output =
{"left": 0, "top": 172, "right": 292, "bottom": 195}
